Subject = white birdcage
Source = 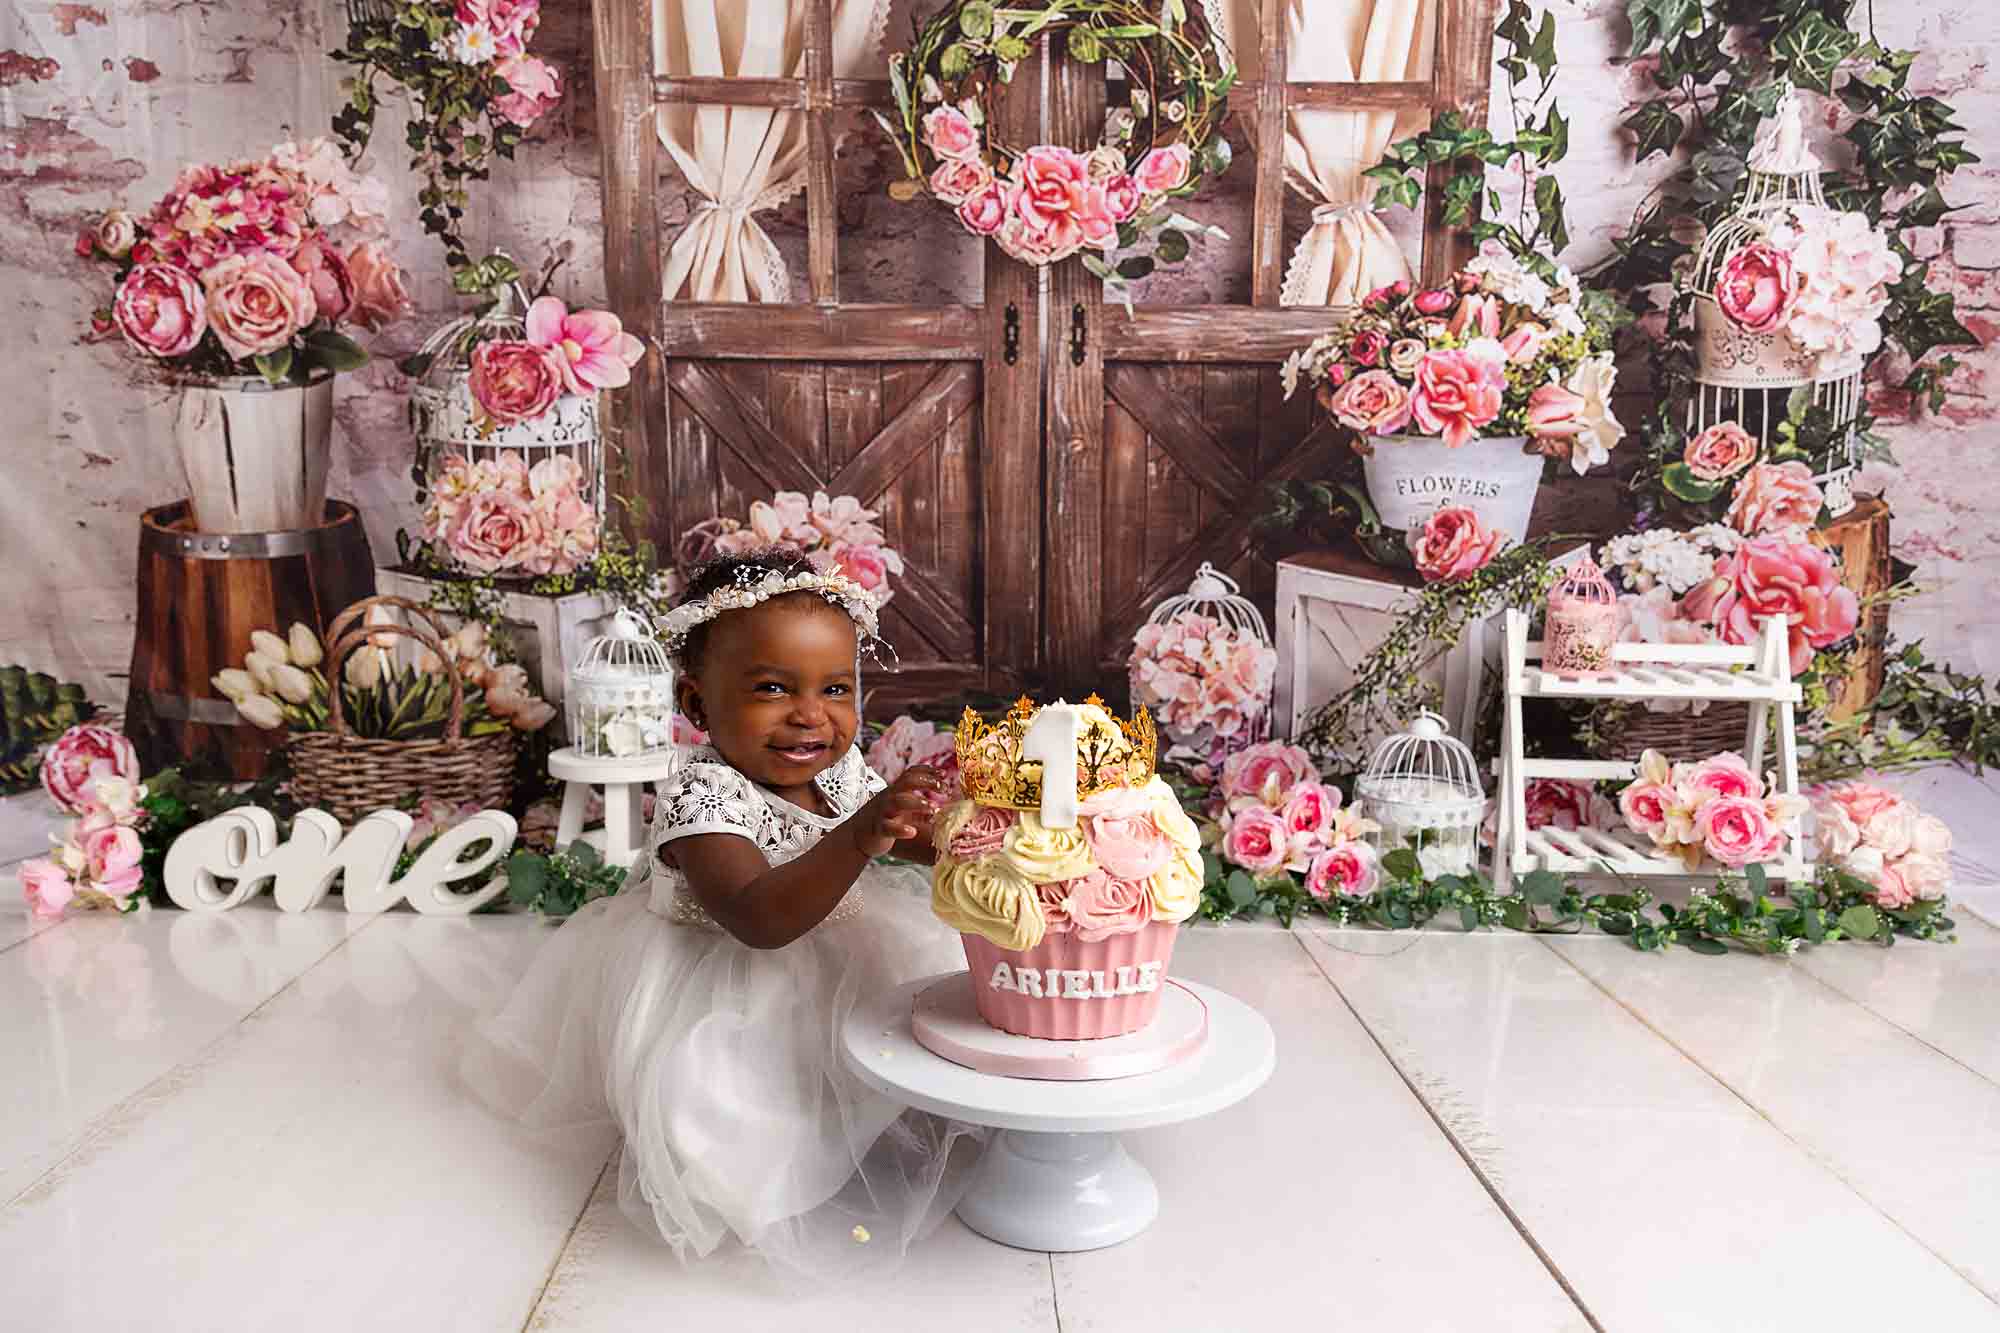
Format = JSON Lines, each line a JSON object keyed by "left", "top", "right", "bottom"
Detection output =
{"left": 409, "top": 280, "right": 606, "bottom": 575}
{"left": 1354, "top": 709, "right": 1485, "bottom": 878}
{"left": 1130, "top": 562, "right": 1276, "bottom": 762}
{"left": 567, "top": 610, "right": 677, "bottom": 759}
{"left": 1686, "top": 89, "right": 1861, "bottom": 517}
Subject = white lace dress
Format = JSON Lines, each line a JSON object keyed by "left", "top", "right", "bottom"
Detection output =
{"left": 465, "top": 744, "right": 980, "bottom": 1280}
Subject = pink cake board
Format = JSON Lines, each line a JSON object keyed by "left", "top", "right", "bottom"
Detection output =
{"left": 911, "top": 972, "right": 1209, "bottom": 1082}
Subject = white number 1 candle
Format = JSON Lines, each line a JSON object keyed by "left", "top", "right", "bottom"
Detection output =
{"left": 1020, "top": 702, "right": 1082, "bottom": 829}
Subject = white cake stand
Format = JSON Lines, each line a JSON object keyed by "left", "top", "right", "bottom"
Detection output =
{"left": 842, "top": 973, "right": 1275, "bottom": 1253}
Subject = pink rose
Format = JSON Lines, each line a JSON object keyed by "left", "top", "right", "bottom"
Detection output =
{"left": 1619, "top": 780, "right": 1678, "bottom": 841}
{"left": 1064, "top": 869, "right": 1155, "bottom": 942}
{"left": 947, "top": 805, "right": 1018, "bottom": 860}
{"left": 1870, "top": 862, "right": 1915, "bottom": 909}
{"left": 1896, "top": 851, "right": 1951, "bottom": 901}
{"left": 459, "top": 0, "right": 541, "bottom": 57}
{"left": 1101, "top": 174, "right": 1142, "bottom": 223}
{"left": 1219, "top": 741, "right": 1318, "bottom": 808}
{"left": 1412, "top": 288, "right": 1454, "bottom": 316}
{"left": 1447, "top": 293, "right": 1500, "bottom": 340}
{"left": 82, "top": 823, "right": 143, "bottom": 883}
{"left": 1133, "top": 144, "right": 1192, "bottom": 196}
{"left": 113, "top": 263, "right": 208, "bottom": 359}
{"left": 922, "top": 105, "right": 980, "bottom": 160}
{"left": 289, "top": 238, "right": 353, "bottom": 324}
{"left": 345, "top": 241, "right": 411, "bottom": 331}
{"left": 1725, "top": 461, "right": 1823, "bottom": 536}
{"left": 1684, "top": 422, "right": 1758, "bottom": 483}
{"left": 469, "top": 338, "right": 565, "bottom": 426}
{"left": 1280, "top": 781, "right": 1342, "bottom": 845}
{"left": 825, "top": 541, "right": 901, "bottom": 602}
{"left": 1221, "top": 805, "right": 1288, "bottom": 875}
{"left": 997, "top": 204, "right": 1084, "bottom": 265}
{"left": 1083, "top": 795, "right": 1174, "bottom": 881}
{"left": 18, "top": 859, "right": 75, "bottom": 920}
{"left": 868, "top": 715, "right": 950, "bottom": 784}
{"left": 1683, "top": 752, "right": 1762, "bottom": 803}
{"left": 1387, "top": 338, "right": 1427, "bottom": 375}
{"left": 957, "top": 180, "right": 1013, "bottom": 236}
{"left": 1710, "top": 537, "right": 1858, "bottom": 676}
{"left": 1522, "top": 779, "right": 1604, "bottom": 832}
{"left": 1908, "top": 812, "right": 1952, "bottom": 859}
{"left": 1715, "top": 241, "right": 1796, "bottom": 333}
{"left": 1697, "top": 794, "right": 1784, "bottom": 868}
{"left": 1072, "top": 181, "right": 1119, "bottom": 247}
{"left": 447, "top": 488, "right": 540, "bottom": 573}
{"left": 1501, "top": 322, "right": 1549, "bottom": 363}
{"left": 201, "top": 251, "right": 316, "bottom": 360}
{"left": 1410, "top": 346, "right": 1505, "bottom": 448}
{"left": 94, "top": 208, "right": 138, "bottom": 259}
{"left": 929, "top": 156, "right": 993, "bottom": 205}
{"left": 524, "top": 296, "right": 644, "bottom": 394}
{"left": 41, "top": 724, "right": 140, "bottom": 815}
{"left": 1305, "top": 841, "right": 1380, "bottom": 899}
{"left": 1526, "top": 383, "right": 1588, "bottom": 440}
{"left": 1015, "top": 145, "right": 1093, "bottom": 233}
{"left": 492, "top": 53, "right": 562, "bottom": 127}
{"left": 1325, "top": 368, "right": 1413, "bottom": 436}
{"left": 1408, "top": 505, "right": 1505, "bottom": 583}
{"left": 1349, "top": 330, "right": 1389, "bottom": 367}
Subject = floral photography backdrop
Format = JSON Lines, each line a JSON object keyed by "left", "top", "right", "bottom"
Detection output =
{"left": 6, "top": 0, "right": 2000, "bottom": 701}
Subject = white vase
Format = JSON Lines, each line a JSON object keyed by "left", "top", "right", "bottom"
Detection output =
{"left": 1360, "top": 433, "right": 1545, "bottom": 547}
{"left": 173, "top": 371, "right": 335, "bottom": 534}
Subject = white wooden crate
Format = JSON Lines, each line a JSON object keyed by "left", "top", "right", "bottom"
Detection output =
{"left": 375, "top": 568, "right": 620, "bottom": 741}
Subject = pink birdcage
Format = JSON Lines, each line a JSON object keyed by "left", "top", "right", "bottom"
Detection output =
{"left": 1544, "top": 558, "right": 1619, "bottom": 677}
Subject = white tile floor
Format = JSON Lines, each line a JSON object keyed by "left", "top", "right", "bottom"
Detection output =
{"left": 3, "top": 772, "right": 1999, "bottom": 1332}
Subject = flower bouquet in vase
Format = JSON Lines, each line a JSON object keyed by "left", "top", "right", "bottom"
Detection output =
{"left": 1280, "top": 241, "right": 1624, "bottom": 566}
{"left": 77, "top": 138, "right": 409, "bottom": 533}
{"left": 408, "top": 259, "right": 645, "bottom": 580}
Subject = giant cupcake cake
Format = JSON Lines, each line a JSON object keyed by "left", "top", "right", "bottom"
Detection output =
{"left": 930, "top": 697, "right": 1204, "bottom": 1040}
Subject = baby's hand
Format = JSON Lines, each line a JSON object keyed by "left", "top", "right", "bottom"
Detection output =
{"left": 849, "top": 766, "right": 945, "bottom": 858}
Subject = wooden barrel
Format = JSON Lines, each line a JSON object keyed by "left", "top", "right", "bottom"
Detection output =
{"left": 126, "top": 500, "right": 375, "bottom": 780}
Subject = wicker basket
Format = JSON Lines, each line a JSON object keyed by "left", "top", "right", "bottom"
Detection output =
{"left": 287, "top": 596, "right": 517, "bottom": 824}
{"left": 1588, "top": 700, "right": 1754, "bottom": 763}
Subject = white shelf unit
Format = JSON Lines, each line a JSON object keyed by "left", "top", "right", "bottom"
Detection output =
{"left": 1493, "top": 609, "right": 1813, "bottom": 890}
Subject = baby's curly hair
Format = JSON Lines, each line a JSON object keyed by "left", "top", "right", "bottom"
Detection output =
{"left": 674, "top": 547, "right": 852, "bottom": 673}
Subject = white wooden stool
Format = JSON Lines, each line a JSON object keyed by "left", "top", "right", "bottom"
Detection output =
{"left": 547, "top": 747, "right": 679, "bottom": 868}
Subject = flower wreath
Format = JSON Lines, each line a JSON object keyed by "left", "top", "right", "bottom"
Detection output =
{"left": 879, "top": 0, "right": 1235, "bottom": 298}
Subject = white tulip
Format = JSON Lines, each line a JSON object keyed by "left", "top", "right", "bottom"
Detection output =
{"left": 487, "top": 663, "right": 529, "bottom": 695}
{"left": 452, "top": 622, "right": 488, "bottom": 660}
{"left": 345, "top": 649, "right": 382, "bottom": 690}
{"left": 245, "top": 651, "right": 278, "bottom": 692}
{"left": 235, "top": 693, "right": 285, "bottom": 729}
{"left": 212, "top": 668, "right": 256, "bottom": 703}
{"left": 251, "top": 629, "right": 291, "bottom": 665}
{"left": 287, "top": 623, "right": 324, "bottom": 667}
{"left": 365, "top": 604, "right": 399, "bottom": 650}
{"left": 271, "top": 663, "right": 315, "bottom": 705}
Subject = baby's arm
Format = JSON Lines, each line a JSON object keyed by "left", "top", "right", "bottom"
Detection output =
{"left": 670, "top": 768, "right": 943, "bottom": 948}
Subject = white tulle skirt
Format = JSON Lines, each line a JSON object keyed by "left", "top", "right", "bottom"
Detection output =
{"left": 463, "top": 862, "right": 984, "bottom": 1282}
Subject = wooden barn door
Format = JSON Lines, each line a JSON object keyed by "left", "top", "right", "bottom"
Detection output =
{"left": 593, "top": 1, "right": 1500, "bottom": 701}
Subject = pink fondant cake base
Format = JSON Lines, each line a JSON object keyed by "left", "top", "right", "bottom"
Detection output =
{"left": 959, "top": 921, "right": 1180, "bottom": 1040}
{"left": 911, "top": 971, "right": 1209, "bottom": 1080}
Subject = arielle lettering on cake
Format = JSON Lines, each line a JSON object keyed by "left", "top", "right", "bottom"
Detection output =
{"left": 1393, "top": 473, "right": 1502, "bottom": 501}
{"left": 986, "top": 960, "right": 1164, "bottom": 1000}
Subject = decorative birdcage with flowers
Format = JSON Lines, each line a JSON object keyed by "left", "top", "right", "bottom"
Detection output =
{"left": 1353, "top": 710, "right": 1484, "bottom": 879}
{"left": 1544, "top": 557, "right": 1619, "bottom": 677}
{"left": 567, "top": 610, "right": 677, "bottom": 760}
{"left": 409, "top": 273, "right": 643, "bottom": 580}
{"left": 1127, "top": 562, "right": 1277, "bottom": 770}
{"left": 1680, "top": 90, "right": 1898, "bottom": 519}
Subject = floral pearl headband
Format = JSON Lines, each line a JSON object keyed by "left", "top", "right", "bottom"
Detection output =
{"left": 656, "top": 566, "right": 885, "bottom": 664}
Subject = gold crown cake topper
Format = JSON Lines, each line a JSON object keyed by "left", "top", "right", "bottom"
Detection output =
{"left": 955, "top": 695, "right": 1157, "bottom": 812}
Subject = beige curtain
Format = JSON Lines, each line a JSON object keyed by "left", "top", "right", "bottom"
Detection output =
{"left": 1221, "top": 0, "right": 1434, "bottom": 306}
{"left": 653, "top": 0, "right": 886, "bottom": 301}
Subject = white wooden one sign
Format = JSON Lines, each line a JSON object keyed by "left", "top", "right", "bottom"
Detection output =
{"left": 163, "top": 806, "right": 518, "bottom": 915}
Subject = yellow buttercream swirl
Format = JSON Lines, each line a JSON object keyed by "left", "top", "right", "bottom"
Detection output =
{"left": 1142, "top": 777, "right": 1204, "bottom": 851}
{"left": 931, "top": 797, "right": 979, "bottom": 856}
{"left": 1148, "top": 845, "right": 1205, "bottom": 924}
{"left": 932, "top": 856, "right": 1046, "bottom": 951}
{"left": 1000, "top": 811, "right": 1096, "bottom": 885}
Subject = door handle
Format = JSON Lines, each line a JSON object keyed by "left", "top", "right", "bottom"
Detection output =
{"left": 1004, "top": 302, "right": 1020, "bottom": 365}
{"left": 1069, "top": 303, "right": 1087, "bottom": 366}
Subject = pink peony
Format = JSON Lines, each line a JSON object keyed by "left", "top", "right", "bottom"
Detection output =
{"left": 957, "top": 180, "right": 1013, "bottom": 236}
{"left": 1101, "top": 174, "right": 1142, "bottom": 223}
{"left": 447, "top": 488, "right": 540, "bottom": 573}
{"left": 922, "top": 105, "right": 980, "bottom": 160}
{"left": 492, "top": 53, "right": 562, "bottom": 127}
{"left": 345, "top": 241, "right": 411, "bottom": 331}
{"left": 947, "top": 805, "right": 1017, "bottom": 860}
{"left": 1221, "top": 805, "right": 1288, "bottom": 875}
{"left": 1326, "top": 368, "right": 1414, "bottom": 436}
{"left": 1305, "top": 841, "right": 1380, "bottom": 899}
{"left": 1501, "top": 322, "right": 1549, "bottom": 363}
{"left": 1619, "top": 779, "right": 1679, "bottom": 842}
{"left": 113, "top": 263, "right": 207, "bottom": 358}
{"left": 1219, "top": 741, "right": 1318, "bottom": 809}
{"left": 929, "top": 156, "right": 993, "bottom": 205}
{"left": 1447, "top": 293, "right": 1500, "bottom": 340}
{"left": 1683, "top": 752, "right": 1762, "bottom": 803}
{"left": 867, "top": 715, "right": 955, "bottom": 784}
{"left": 1412, "top": 288, "right": 1454, "bottom": 316}
{"left": 1684, "top": 421, "right": 1758, "bottom": 482}
{"left": 1349, "top": 329, "right": 1389, "bottom": 367}
{"left": 1526, "top": 383, "right": 1588, "bottom": 440}
{"left": 82, "top": 823, "right": 143, "bottom": 888}
{"left": 1725, "top": 461, "right": 1823, "bottom": 537}
{"left": 1897, "top": 851, "right": 1951, "bottom": 902}
{"left": 1715, "top": 241, "right": 1797, "bottom": 334}
{"left": 458, "top": 0, "right": 540, "bottom": 56}
{"left": 1409, "top": 505, "right": 1505, "bottom": 584}
{"left": 1697, "top": 794, "right": 1785, "bottom": 868}
{"left": 1709, "top": 537, "right": 1858, "bottom": 676}
{"left": 1410, "top": 346, "right": 1505, "bottom": 448}
{"left": 469, "top": 338, "right": 565, "bottom": 425}
{"left": 1522, "top": 778, "right": 1606, "bottom": 832}
{"left": 1013, "top": 146, "right": 1095, "bottom": 245}
{"left": 824, "top": 541, "right": 901, "bottom": 604}
{"left": 201, "top": 251, "right": 316, "bottom": 360}
{"left": 1280, "top": 781, "right": 1343, "bottom": 846}
{"left": 1132, "top": 144, "right": 1192, "bottom": 196}
{"left": 1083, "top": 793, "right": 1174, "bottom": 882}
{"left": 1870, "top": 862, "right": 1915, "bottom": 909}
{"left": 41, "top": 724, "right": 140, "bottom": 815}
{"left": 1063, "top": 869, "right": 1155, "bottom": 942}
{"left": 19, "top": 859, "right": 75, "bottom": 920}
{"left": 289, "top": 238, "right": 353, "bottom": 324}
{"left": 524, "top": 296, "right": 644, "bottom": 394}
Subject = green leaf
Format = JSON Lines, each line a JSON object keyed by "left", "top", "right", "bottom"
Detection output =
{"left": 1521, "top": 870, "right": 1565, "bottom": 907}
{"left": 1116, "top": 255, "right": 1155, "bottom": 280}
{"left": 1501, "top": 900, "right": 1530, "bottom": 931}
{"left": 1227, "top": 870, "right": 1258, "bottom": 908}
{"left": 252, "top": 347, "right": 294, "bottom": 385}
{"left": 503, "top": 852, "right": 547, "bottom": 906}
{"left": 1684, "top": 935, "right": 1728, "bottom": 956}
{"left": 304, "top": 329, "right": 370, "bottom": 373}
{"left": 1745, "top": 862, "right": 1768, "bottom": 898}
{"left": 1533, "top": 174, "right": 1568, "bottom": 252}
{"left": 1773, "top": 13, "right": 1861, "bottom": 94}
{"left": 1382, "top": 848, "right": 1421, "bottom": 881}
{"left": 1526, "top": 11, "right": 1558, "bottom": 83}
{"left": 958, "top": 1, "right": 995, "bottom": 40}
{"left": 569, "top": 838, "right": 602, "bottom": 868}
{"left": 1662, "top": 462, "right": 1727, "bottom": 503}
{"left": 1803, "top": 907, "right": 1825, "bottom": 943}
{"left": 1155, "top": 228, "right": 1190, "bottom": 264}
{"left": 1838, "top": 905, "right": 1881, "bottom": 940}
{"left": 1066, "top": 26, "right": 1104, "bottom": 62}
{"left": 1623, "top": 101, "right": 1684, "bottom": 162}
{"left": 1458, "top": 905, "right": 1480, "bottom": 932}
